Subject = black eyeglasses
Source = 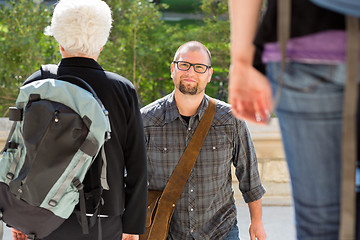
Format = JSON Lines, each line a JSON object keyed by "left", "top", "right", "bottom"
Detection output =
{"left": 173, "top": 61, "right": 211, "bottom": 74}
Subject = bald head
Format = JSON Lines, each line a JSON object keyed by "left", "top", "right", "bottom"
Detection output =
{"left": 173, "top": 41, "right": 211, "bottom": 66}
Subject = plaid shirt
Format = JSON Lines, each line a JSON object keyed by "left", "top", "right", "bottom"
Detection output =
{"left": 141, "top": 92, "right": 265, "bottom": 240}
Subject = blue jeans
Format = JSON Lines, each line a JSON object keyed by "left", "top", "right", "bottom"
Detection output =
{"left": 225, "top": 221, "right": 240, "bottom": 240}
{"left": 267, "top": 62, "right": 360, "bottom": 240}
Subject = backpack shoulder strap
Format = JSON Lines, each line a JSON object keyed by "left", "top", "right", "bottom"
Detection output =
{"left": 40, "top": 64, "right": 58, "bottom": 79}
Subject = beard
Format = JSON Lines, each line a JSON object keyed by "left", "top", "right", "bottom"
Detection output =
{"left": 178, "top": 80, "right": 198, "bottom": 95}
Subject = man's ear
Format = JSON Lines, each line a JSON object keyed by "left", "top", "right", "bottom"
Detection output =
{"left": 207, "top": 67, "right": 213, "bottom": 83}
{"left": 60, "top": 45, "right": 65, "bottom": 52}
{"left": 170, "top": 63, "right": 175, "bottom": 79}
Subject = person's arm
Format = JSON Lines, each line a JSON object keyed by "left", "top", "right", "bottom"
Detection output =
{"left": 248, "top": 199, "right": 267, "bottom": 240}
{"left": 233, "top": 118, "right": 266, "bottom": 238}
{"left": 228, "top": 0, "right": 272, "bottom": 124}
{"left": 122, "top": 86, "right": 148, "bottom": 235}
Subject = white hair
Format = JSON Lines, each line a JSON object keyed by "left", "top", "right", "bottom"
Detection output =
{"left": 51, "top": 0, "right": 112, "bottom": 57}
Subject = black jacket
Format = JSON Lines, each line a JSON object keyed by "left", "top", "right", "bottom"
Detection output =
{"left": 25, "top": 57, "right": 147, "bottom": 234}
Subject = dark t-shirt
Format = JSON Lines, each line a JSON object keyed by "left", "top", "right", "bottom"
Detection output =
{"left": 180, "top": 115, "right": 191, "bottom": 125}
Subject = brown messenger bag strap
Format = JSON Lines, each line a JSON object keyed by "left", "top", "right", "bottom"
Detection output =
{"left": 339, "top": 16, "right": 359, "bottom": 240}
{"left": 148, "top": 97, "right": 217, "bottom": 240}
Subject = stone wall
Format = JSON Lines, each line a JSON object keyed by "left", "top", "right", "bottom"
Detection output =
{"left": 236, "top": 120, "right": 292, "bottom": 206}
{"left": 0, "top": 117, "right": 292, "bottom": 206}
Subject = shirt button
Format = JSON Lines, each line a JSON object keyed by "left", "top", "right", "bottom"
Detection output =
{"left": 163, "top": 147, "right": 167, "bottom": 151}
{"left": 212, "top": 146, "right": 216, "bottom": 150}
{"left": 190, "top": 189, "right": 194, "bottom": 193}
{"left": 188, "top": 127, "right": 191, "bottom": 131}
{"left": 190, "top": 208, "right": 194, "bottom": 211}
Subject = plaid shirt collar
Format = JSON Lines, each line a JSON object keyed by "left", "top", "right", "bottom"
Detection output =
{"left": 164, "top": 91, "right": 210, "bottom": 124}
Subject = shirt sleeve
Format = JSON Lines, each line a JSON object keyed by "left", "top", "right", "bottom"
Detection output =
{"left": 233, "top": 119, "right": 266, "bottom": 203}
{"left": 122, "top": 86, "right": 148, "bottom": 234}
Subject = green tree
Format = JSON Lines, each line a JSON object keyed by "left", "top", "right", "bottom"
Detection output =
{"left": 164, "top": 0, "right": 230, "bottom": 101}
{"left": 0, "top": 0, "right": 60, "bottom": 116}
{"left": 0, "top": 0, "right": 232, "bottom": 115}
{"left": 102, "top": 0, "right": 176, "bottom": 105}
{"left": 103, "top": 0, "right": 231, "bottom": 105}
{"left": 200, "top": 0, "right": 228, "bottom": 18}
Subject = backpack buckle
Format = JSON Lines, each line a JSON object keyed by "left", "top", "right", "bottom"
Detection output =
{"left": 27, "top": 234, "right": 36, "bottom": 240}
{"left": 6, "top": 141, "right": 19, "bottom": 150}
{"left": 8, "top": 107, "right": 23, "bottom": 121}
{"left": 48, "top": 199, "right": 58, "bottom": 207}
{"left": 105, "top": 131, "right": 111, "bottom": 141}
{"left": 6, "top": 172, "right": 14, "bottom": 180}
{"left": 72, "top": 178, "right": 84, "bottom": 191}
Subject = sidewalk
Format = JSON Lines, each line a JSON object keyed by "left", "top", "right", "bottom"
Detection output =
{"left": 2, "top": 201, "right": 295, "bottom": 240}
{"left": 237, "top": 201, "right": 295, "bottom": 240}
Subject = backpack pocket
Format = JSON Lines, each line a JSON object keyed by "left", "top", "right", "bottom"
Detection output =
{"left": 9, "top": 99, "right": 89, "bottom": 207}
{"left": 0, "top": 183, "right": 64, "bottom": 238}
{"left": 0, "top": 148, "right": 23, "bottom": 184}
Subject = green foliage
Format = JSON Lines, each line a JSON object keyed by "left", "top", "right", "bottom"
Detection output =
{"left": 0, "top": 0, "right": 60, "bottom": 116}
{"left": 103, "top": 0, "right": 176, "bottom": 105}
{"left": 162, "top": 1, "right": 230, "bottom": 101}
{"left": 200, "top": 0, "right": 228, "bottom": 18}
{"left": 161, "top": 0, "right": 202, "bottom": 13}
{"left": 0, "top": 0, "right": 231, "bottom": 115}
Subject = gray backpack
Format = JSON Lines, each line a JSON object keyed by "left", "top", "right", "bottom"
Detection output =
{"left": 0, "top": 65, "right": 111, "bottom": 239}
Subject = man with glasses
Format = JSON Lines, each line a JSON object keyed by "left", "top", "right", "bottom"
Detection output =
{"left": 141, "top": 41, "right": 267, "bottom": 240}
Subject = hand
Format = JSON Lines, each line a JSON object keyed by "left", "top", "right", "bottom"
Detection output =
{"left": 228, "top": 61, "right": 272, "bottom": 124}
{"left": 122, "top": 233, "right": 139, "bottom": 240}
{"left": 11, "top": 228, "right": 27, "bottom": 240}
{"left": 249, "top": 220, "right": 267, "bottom": 240}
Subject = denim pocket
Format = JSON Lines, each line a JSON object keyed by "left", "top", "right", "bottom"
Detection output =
{"left": 267, "top": 62, "right": 345, "bottom": 116}
{"left": 268, "top": 62, "right": 345, "bottom": 93}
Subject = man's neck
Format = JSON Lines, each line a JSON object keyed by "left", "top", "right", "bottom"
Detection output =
{"left": 174, "top": 88, "right": 204, "bottom": 117}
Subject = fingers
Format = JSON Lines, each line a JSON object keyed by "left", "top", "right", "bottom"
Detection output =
{"left": 250, "top": 232, "right": 256, "bottom": 240}
{"left": 249, "top": 227, "right": 267, "bottom": 240}
{"left": 254, "top": 95, "right": 272, "bottom": 124}
{"left": 122, "top": 233, "right": 139, "bottom": 240}
{"left": 228, "top": 69, "right": 273, "bottom": 124}
{"left": 11, "top": 228, "right": 27, "bottom": 240}
{"left": 229, "top": 97, "right": 243, "bottom": 119}
{"left": 231, "top": 99, "right": 270, "bottom": 125}
{"left": 255, "top": 232, "right": 267, "bottom": 240}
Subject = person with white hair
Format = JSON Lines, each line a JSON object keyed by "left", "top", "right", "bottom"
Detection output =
{"left": 11, "top": 0, "right": 148, "bottom": 239}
